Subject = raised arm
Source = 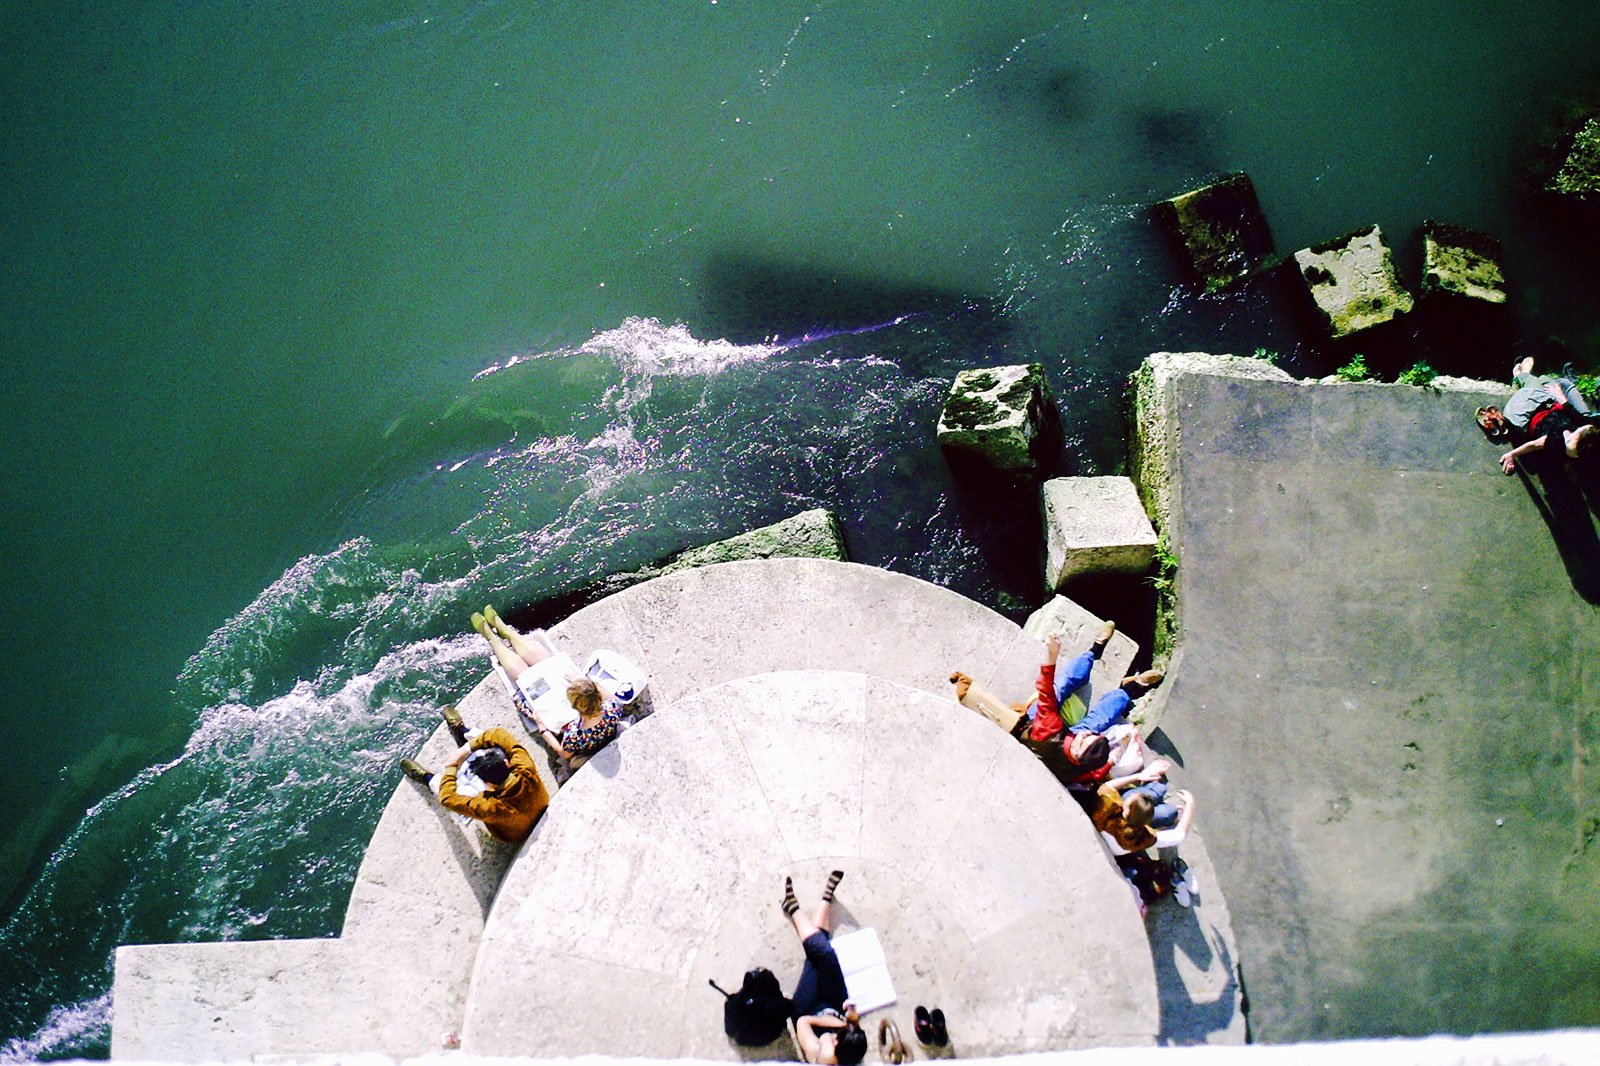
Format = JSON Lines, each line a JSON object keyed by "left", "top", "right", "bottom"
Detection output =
{"left": 1501, "top": 436, "right": 1547, "bottom": 474}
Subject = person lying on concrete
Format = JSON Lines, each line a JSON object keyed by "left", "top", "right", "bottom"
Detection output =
{"left": 952, "top": 627, "right": 1162, "bottom": 752}
{"left": 399, "top": 706, "right": 550, "bottom": 844}
{"left": 1499, "top": 415, "right": 1597, "bottom": 475}
{"left": 472, "top": 605, "right": 624, "bottom": 761}
{"left": 784, "top": 871, "right": 867, "bottom": 1066}
{"left": 1503, "top": 355, "right": 1594, "bottom": 431}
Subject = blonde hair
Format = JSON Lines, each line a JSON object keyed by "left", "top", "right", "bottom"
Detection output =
{"left": 567, "top": 678, "right": 604, "bottom": 717}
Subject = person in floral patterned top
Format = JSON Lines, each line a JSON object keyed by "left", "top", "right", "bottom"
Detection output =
{"left": 527, "top": 677, "right": 623, "bottom": 760}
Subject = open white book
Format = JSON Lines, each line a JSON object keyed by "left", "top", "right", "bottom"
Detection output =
{"left": 829, "top": 927, "right": 896, "bottom": 1014}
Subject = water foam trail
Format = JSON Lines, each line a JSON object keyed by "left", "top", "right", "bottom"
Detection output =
{"left": 0, "top": 992, "right": 110, "bottom": 1063}
{"left": 1, "top": 312, "right": 999, "bottom": 1056}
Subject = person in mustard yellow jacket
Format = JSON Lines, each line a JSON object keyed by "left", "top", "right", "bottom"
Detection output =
{"left": 400, "top": 712, "right": 549, "bottom": 843}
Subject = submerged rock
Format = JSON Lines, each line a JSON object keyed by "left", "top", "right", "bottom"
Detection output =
{"left": 1549, "top": 114, "right": 1600, "bottom": 202}
{"left": 658, "top": 508, "right": 847, "bottom": 573}
{"left": 1419, "top": 222, "right": 1506, "bottom": 304}
{"left": 1152, "top": 173, "right": 1275, "bottom": 291}
{"left": 937, "top": 363, "right": 1054, "bottom": 471}
{"left": 1041, "top": 476, "right": 1158, "bottom": 589}
{"left": 1292, "top": 225, "right": 1414, "bottom": 338}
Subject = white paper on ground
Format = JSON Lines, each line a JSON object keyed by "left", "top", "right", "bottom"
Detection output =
{"left": 830, "top": 927, "right": 897, "bottom": 1014}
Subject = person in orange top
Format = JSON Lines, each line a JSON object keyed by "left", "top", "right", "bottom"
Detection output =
{"left": 400, "top": 712, "right": 549, "bottom": 844}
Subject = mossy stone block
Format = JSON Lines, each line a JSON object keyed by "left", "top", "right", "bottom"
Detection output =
{"left": 937, "top": 363, "right": 1053, "bottom": 471}
{"left": 1153, "top": 173, "right": 1275, "bottom": 291}
{"left": 659, "top": 508, "right": 847, "bottom": 573}
{"left": 1420, "top": 221, "right": 1506, "bottom": 304}
{"left": 1292, "top": 225, "right": 1414, "bottom": 338}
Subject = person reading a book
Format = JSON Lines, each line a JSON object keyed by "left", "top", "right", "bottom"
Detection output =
{"left": 783, "top": 871, "right": 867, "bottom": 1065}
{"left": 471, "top": 605, "right": 623, "bottom": 761}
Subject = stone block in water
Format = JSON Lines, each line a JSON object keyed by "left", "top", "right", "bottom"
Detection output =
{"left": 1152, "top": 173, "right": 1275, "bottom": 291}
{"left": 1292, "top": 225, "right": 1414, "bottom": 338}
{"left": 1042, "top": 476, "right": 1157, "bottom": 589}
{"left": 660, "top": 508, "right": 847, "bottom": 573}
{"left": 937, "top": 363, "right": 1053, "bottom": 471}
{"left": 1548, "top": 114, "right": 1600, "bottom": 202}
{"left": 1419, "top": 222, "right": 1506, "bottom": 304}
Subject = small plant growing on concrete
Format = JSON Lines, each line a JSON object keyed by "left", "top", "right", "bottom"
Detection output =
{"left": 1334, "top": 354, "right": 1373, "bottom": 382}
{"left": 1149, "top": 537, "right": 1179, "bottom": 594}
{"left": 1252, "top": 347, "right": 1282, "bottom": 364}
{"left": 1397, "top": 361, "right": 1438, "bottom": 387}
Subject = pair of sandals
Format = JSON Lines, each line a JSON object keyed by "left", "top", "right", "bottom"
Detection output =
{"left": 1476, "top": 405, "right": 1511, "bottom": 442}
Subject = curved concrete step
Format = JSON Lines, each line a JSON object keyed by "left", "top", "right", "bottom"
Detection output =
{"left": 112, "top": 559, "right": 1186, "bottom": 1060}
{"left": 464, "top": 670, "right": 1160, "bottom": 1057}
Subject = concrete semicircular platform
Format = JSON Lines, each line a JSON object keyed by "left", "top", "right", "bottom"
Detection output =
{"left": 464, "top": 670, "right": 1159, "bottom": 1057}
{"left": 111, "top": 559, "right": 1243, "bottom": 1060}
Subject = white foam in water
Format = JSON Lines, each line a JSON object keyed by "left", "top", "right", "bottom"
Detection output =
{"left": 0, "top": 991, "right": 110, "bottom": 1061}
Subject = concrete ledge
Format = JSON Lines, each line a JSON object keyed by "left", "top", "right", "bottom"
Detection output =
{"left": 1129, "top": 354, "right": 1600, "bottom": 1040}
{"left": 112, "top": 560, "right": 1241, "bottom": 1059}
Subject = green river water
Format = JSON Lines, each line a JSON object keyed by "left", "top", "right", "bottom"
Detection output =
{"left": 2, "top": 1, "right": 1597, "bottom": 1055}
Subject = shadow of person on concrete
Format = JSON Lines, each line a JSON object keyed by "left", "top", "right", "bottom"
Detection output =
{"left": 1145, "top": 897, "right": 1243, "bottom": 1045}
{"left": 413, "top": 790, "right": 518, "bottom": 920}
{"left": 1516, "top": 464, "right": 1600, "bottom": 604}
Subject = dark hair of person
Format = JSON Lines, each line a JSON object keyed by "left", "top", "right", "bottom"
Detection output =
{"left": 1067, "top": 734, "right": 1110, "bottom": 770}
{"left": 834, "top": 1022, "right": 868, "bottom": 1065}
{"left": 468, "top": 747, "right": 511, "bottom": 785}
{"left": 1124, "top": 791, "right": 1155, "bottom": 828}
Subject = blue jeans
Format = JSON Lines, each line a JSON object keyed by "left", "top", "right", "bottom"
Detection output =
{"left": 1035, "top": 650, "right": 1130, "bottom": 734}
{"left": 1071, "top": 688, "right": 1130, "bottom": 735}
{"left": 1053, "top": 651, "right": 1095, "bottom": 705}
{"left": 1123, "top": 782, "right": 1179, "bottom": 829}
{"left": 791, "top": 930, "right": 847, "bottom": 1019}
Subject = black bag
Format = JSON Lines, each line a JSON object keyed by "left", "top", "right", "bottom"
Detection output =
{"left": 710, "top": 968, "right": 791, "bottom": 1046}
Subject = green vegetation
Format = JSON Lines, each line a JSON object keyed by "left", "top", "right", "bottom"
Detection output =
{"left": 1577, "top": 373, "right": 1600, "bottom": 406}
{"left": 1334, "top": 354, "right": 1373, "bottom": 382}
{"left": 1251, "top": 347, "right": 1282, "bottom": 364}
{"left": 1149, "top": 537, "right": 1179, "bottom": 595}
{"left": 1397, "top": 361, "right": 1438, "bottom": 387}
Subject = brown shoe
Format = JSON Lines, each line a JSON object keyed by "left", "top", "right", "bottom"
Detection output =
{"left": 1121, "top": 670, "right": 1164, "bottom": 696}
{"left": 1090, "top": 621, "right": 1115, "bottom": 656}
{"left": 949, "top": 671, "right": 973, "bottom": 701}
{"left": 440, "top": 703, "right": 468, "bottom": 746}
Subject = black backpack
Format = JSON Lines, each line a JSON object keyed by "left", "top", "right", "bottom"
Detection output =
{"left": 710, "top": 968, "right": 792, "bottom": 1046}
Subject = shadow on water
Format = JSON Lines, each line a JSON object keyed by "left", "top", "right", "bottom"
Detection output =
{"left": 939, "top": 451, "right": 1053, "bottom": 615}
{"left": 1134, "top": 106, "right": 1226, "bottom": 177}
{"left": 696, "top": 250, "right": 1004, "bottom": 353}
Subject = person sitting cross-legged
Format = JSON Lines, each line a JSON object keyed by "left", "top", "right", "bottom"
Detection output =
{"left": 399, "top": 705, "right": 549, "bottom": 844}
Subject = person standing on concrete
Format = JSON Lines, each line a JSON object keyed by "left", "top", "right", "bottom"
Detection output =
{"left": 399, "top": 706, "right": 549, "bottom": 844}
{"left": 784, "top": 871, "right": 867, "bottom": 1066}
